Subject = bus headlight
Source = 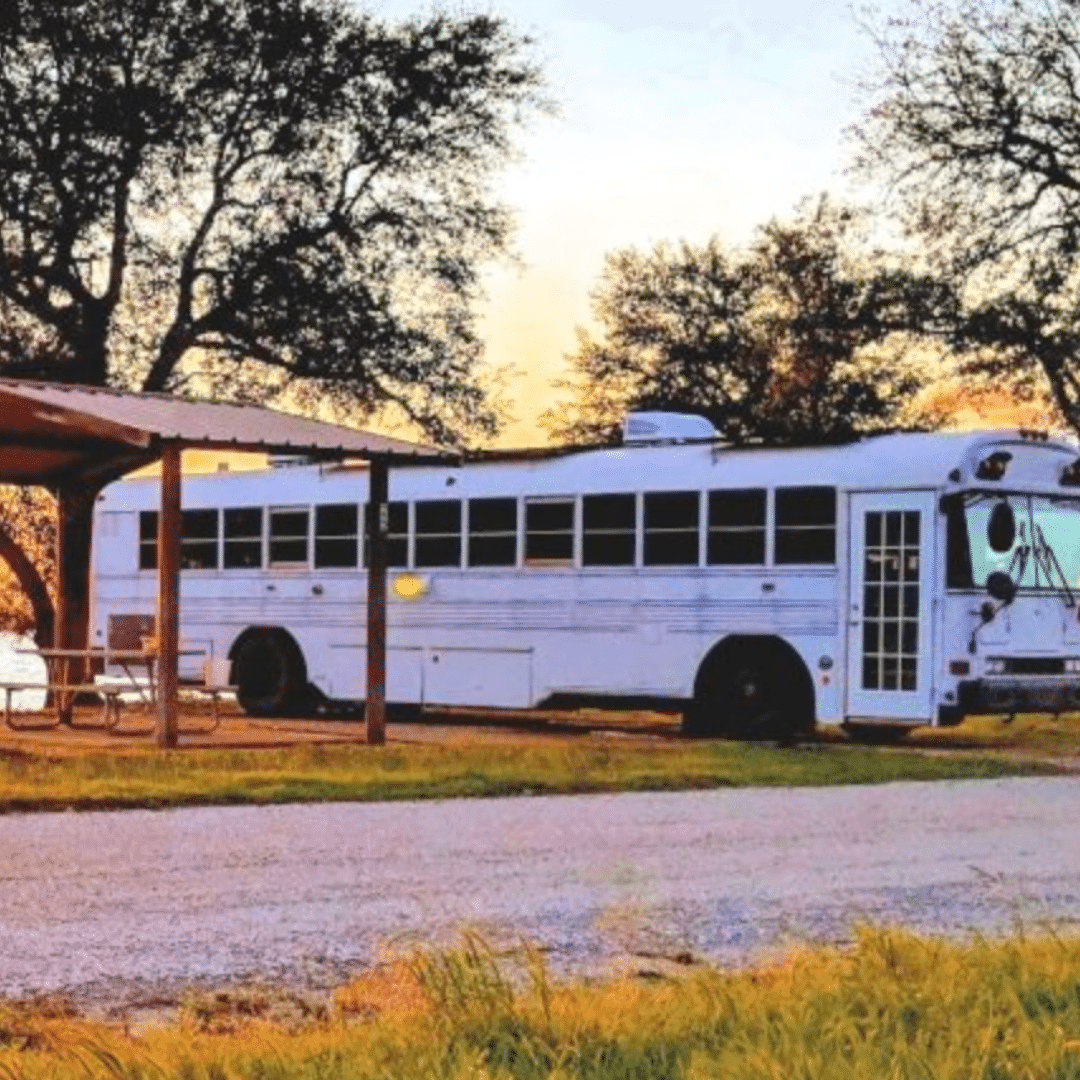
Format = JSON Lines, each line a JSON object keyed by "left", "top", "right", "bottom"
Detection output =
{"left": 1066, "top": 659, "right": 1080, "bottom": 674}
{"left": 985, "top": 658, "right": 1006, "bottom": 675}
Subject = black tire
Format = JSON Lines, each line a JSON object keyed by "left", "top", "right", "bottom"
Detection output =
{"left": 686, "top": 640, "right": 813, "bottom": 741}
{"left": 231, "top": 631, "right": 308, "bottom": 717}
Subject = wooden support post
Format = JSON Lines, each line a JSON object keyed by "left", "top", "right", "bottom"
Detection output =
{"left": 54, "top": 487, "right": 96, "bottom": 725}
{"left": 365, "top": 456, "right": 389, "bottom": 746}
{"left": 156, "top": 444, "right": 181, "bottom": 748}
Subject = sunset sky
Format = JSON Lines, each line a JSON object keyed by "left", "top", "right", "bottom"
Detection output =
{"left": 372, "top": 0, "right": 885, "bottom": 446}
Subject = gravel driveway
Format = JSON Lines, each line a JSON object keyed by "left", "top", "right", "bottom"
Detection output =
{"left": 1, "top": 775, "right": 1078, "bottom": 1008}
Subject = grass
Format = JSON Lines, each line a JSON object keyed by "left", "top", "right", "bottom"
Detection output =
{"left": 6, "top": 927, "right": 1080, "bottom": 1078}
{"left": 0, "top": 725, "right": 1057, "bottom": 814}
{"left": 906, "top": 710, "right": 1080, "bottom": 755}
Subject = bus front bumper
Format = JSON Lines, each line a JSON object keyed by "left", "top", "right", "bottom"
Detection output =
{"left": 958, "top": 678, "right": 1080, "bottom": 714}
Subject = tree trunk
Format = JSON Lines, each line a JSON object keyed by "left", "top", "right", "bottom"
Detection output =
{"left": 0, "top": 521, "right": 54, "bottom": 647}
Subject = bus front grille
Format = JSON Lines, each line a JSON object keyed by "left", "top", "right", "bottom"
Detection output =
{"left": 1002, "top": 657, "right": 1067, "bottom": 676}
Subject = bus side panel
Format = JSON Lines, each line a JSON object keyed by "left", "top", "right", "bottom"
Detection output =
{"left": 423, "top": 647, "right": 532, "bottom": 707}
{"left": 322, "top": 644, "right": 423, "bottom": 703}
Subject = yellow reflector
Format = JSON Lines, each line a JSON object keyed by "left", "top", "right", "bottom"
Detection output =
{"left": 393, "top": 573, "right": 429, "bottom": 599}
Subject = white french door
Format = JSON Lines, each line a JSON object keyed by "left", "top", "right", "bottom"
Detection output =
{"left": 846, "top": 492, "right": 937, "bottom": 720}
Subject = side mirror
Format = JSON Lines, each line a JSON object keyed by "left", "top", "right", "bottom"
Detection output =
{"left": 987, "top": 501, "right": 1016, "bottom": 553}
{"left": 987, "top": 571, "right": 1017, "bottom": 604}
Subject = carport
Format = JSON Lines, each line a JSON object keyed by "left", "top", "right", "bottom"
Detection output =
{"left": 0, "top": 377, "right": 448, "bottom": 746}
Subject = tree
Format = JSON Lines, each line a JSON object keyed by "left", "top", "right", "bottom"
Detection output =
{"left": 0, "top": 486, "right": 54, "bottom": 644}
{"left": 0, "top": 0, "right": 544, "bottom": 638}
{"left": 545, "top": 200, "right": 957, "bottom": 446}
{"left": 854, "top": 0, "right": 1080, "bottom": 433}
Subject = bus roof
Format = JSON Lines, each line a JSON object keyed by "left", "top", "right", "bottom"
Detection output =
{"left": 100, "top": 427, "right": 1080, "bottom": 507}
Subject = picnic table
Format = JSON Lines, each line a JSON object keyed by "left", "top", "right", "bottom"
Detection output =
{"left": 3, "top": 645, "right": 224, "bottom": 733}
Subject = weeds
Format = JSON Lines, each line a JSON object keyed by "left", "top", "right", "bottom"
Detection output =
{"left": 6, "top": 927, "right": 1080, "bottom": 1078}
{"left": 179, "top": 985, "right": 328, "bottom": 1036}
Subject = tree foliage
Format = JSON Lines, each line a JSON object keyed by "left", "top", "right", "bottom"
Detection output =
{"left": 855, "top": 0, "right": 1080, "bottom": 433}
{"left": 546, "top": 201, "right": 956, "bottom": 446}
{"left": 0, "top": 0, "right": 545, "bottom": 442}
{"left": 0, "top": 0, "right": 544, "bottom": 640}
{"left": 0, "top": 486, "right": 54, "bottom": 642}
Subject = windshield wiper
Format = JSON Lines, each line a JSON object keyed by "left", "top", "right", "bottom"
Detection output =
{"left": 1008, "top": 521, "right": 1030, "bottom": 588}
{"left": 1032, "top": 522, "right": 1075, "bottom": 607}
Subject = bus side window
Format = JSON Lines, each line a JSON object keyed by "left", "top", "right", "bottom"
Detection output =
{"left": 643, "top": 491, "right": 700, "bottom": 566}
{"left": 140, "top": 509, "right": 222, "bottom": 570}
{"left": 774, "top": 487, "right": 836, "bottom": 564}
{"left": 708, "top": 489, "right": 766, "bottom": 564}
{"left": 362, "top": 501, "right": 409, "bottom": 567}
{"left": 525, "top": 498, "right": 574, "bottom": 566}
{"left": 314, "top": 503, "right": 359, "bottom": 568}
{"left": 468, "top": 498, "right": 517, "bottom": 566}
{"left": 181, "top": 509, "right": 219, "bottom": 570}
{"left": 582, "top": 494, "right": 636, "bottom": 566}
{"left": 139, "top": 510, "right": 158, "bottom": 570}
{"left": 415, "top": 500, "right": 461, "bottom": 567}
{"left": 224, "top": 507, "right": 263, "bottom": 568}
{"left": 269, "top": 506, "right": 309, "bottom": 568}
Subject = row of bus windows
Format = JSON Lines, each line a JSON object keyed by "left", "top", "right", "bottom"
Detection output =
{"left": 138, "top": 486, "right": 836, "bottom": 571}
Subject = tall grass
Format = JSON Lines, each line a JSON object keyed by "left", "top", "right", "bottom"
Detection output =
{"left": 5, "top": 927, "right": 1080, "bottom": 1078}
{"left": 0, "top": 736, "right": 1052, "bottom": 814}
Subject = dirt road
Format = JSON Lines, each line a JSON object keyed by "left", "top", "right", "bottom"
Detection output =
{"left": 1, "top": 775, "right": 1079, "bottom": 1009}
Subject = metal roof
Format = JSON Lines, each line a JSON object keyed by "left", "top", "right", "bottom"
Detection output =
{"left": 0, "top": 378, "right": 449, "bottom": 488}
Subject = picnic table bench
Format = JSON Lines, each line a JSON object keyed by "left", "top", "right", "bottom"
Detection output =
{"left": 1, "top": 647, "right": 233, "bottom": 734}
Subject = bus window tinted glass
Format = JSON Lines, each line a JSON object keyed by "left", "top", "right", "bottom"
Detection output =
{"left": 181, "top": 509, "right": 219, "bottom": 569}
{"left": 139, "top": 510, "right": 158, "bottom": 570}
{"left": 468, "top": 498, "right": 517, "bottom": 566}
{"left": 314, "top": 503, "right": 358, "bottom": 568}
{"left": 775, "top": 487, "right": 836, "bottom": 564}
{"left": 363, "top": 501, "right": 408, "bottom": 568}
{"left": 582, "top": 494, "right": 636, "bottom": 565}
{"left": 708, "top": 489, "right": 766, "bottom": 565}
{"left": 643, "top": 492, "right": 700, "bottom": 565}
{"left": 525, "top": 499, "right": 574, "bottom": 564}
{"left": 223, "top": 507, "right": 263, "bottom": 568}
{"left": 269, "top": 507, "right": 309, "bottom": 566}
{"left": 415, "top": 500, "right": 461, "bottom": 567}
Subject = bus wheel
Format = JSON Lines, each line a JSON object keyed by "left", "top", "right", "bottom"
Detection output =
{"left": 687, "top": 638, "right": 813, "bottom": 741}
{"left": 232, "top": 630, "right": 308, "bottom": 717}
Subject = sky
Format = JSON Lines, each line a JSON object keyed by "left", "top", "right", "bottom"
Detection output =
{"left": 370, "top": 0, "right": 887, "bottom": 446}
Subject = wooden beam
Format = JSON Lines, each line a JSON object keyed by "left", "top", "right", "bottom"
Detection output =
{"left": 54, "top": 486, "right": 97, "bottom": 724}
{"left": 155, "top": 444, "right": 181, "bottom": 748}
{"left": 364, "top": 457, "right": 389, "bottom": 746}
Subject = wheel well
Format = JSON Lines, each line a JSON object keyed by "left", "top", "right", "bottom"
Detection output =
{"left": 694, "top": 634, "right": 816, "bottom": 723}
{"left": 228, "top": 626, "right": 308, "bottom": 683}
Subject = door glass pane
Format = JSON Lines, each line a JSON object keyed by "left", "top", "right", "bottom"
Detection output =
{"left": 861, "top": 509, "right": 921, "bottom": 692}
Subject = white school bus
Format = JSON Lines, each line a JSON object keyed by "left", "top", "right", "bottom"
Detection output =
{"left": 90, "top": 413, "right": 1080, "bottom": 737}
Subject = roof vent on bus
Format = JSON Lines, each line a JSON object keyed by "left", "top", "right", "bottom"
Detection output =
{"left": 622, "top": 411, "right": 720, "bottom": 445}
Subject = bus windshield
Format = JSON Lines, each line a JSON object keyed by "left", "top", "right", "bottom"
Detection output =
{"left": 947, "top": 492, "right": 1080, "bottom": 593}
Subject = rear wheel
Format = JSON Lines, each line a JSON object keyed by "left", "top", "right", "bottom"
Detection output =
{"left": 685, "top": 639, "right": 813, "bottom": 741}
{"left": 232, "top": 631, "right": 308, "bottom": 717}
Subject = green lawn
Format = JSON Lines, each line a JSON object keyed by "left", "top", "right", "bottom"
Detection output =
{"left": 0, "top": 730, "right": 1057, "bottom": 814}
